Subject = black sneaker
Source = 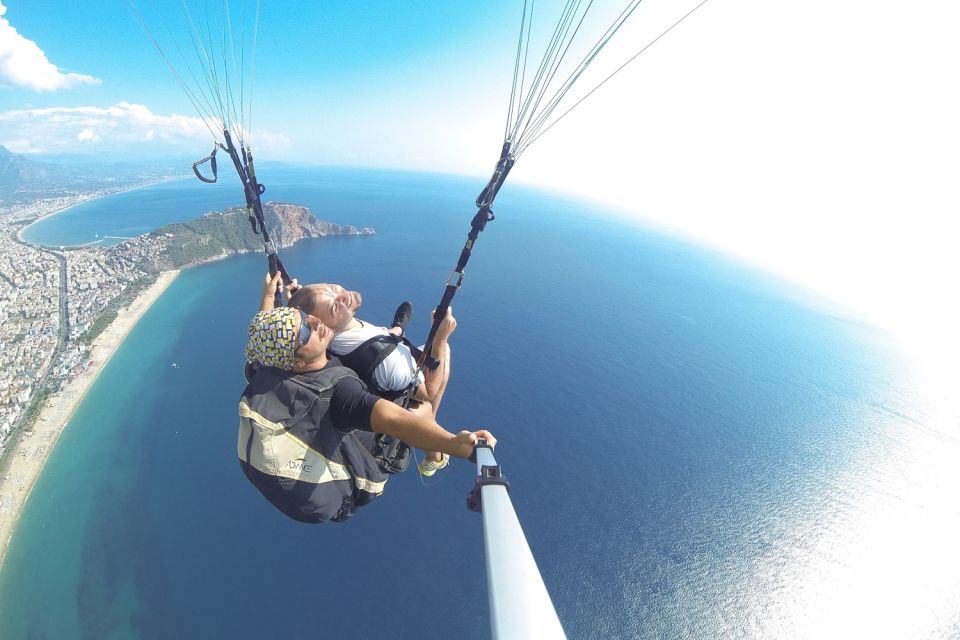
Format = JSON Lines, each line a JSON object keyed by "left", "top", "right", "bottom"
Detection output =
{"left": 391, "top": 301, "right": 413, "bottom": 335}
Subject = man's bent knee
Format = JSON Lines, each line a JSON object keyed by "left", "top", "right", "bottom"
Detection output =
{"left": 407, "top": 400, "right": 433, "bottom": 417}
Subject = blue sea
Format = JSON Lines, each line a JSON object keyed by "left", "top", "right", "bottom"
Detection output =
{"left": 3, "top": 167, "right": 959, "bottom": 638}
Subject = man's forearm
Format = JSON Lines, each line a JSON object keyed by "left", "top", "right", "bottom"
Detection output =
{"left": 370, "top": 400, "right": 458, "bottom": 456}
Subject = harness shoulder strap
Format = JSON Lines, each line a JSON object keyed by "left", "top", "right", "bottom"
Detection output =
{"left": 336, "top": 335, "right": 401, "bottom": 391}
{"left": 336, "top": 334, "right": 440, "bottom": 398}
{"left": 285, "top": 367, "right": 356, "bottom": 396}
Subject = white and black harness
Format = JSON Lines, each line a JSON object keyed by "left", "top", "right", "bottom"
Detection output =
{"left": 334, "top": 333, "right": 439, "bottom": 403}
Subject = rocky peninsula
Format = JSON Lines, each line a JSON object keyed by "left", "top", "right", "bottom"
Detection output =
{"left": 102, "top": 201, "right": 375, "bottom": 274}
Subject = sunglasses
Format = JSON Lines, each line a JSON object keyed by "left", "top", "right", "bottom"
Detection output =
{"left": 296, "top": 309, "right": 313, "bottom": 349}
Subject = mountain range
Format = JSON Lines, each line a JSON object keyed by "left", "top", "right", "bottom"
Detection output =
{"left": 0, "top": 145, "right": 179, "bottom": 204}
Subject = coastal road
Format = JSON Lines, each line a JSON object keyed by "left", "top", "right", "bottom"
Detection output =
{"left": 6, "top": 226, "right": 70, "bottom": 444}
{"left": 9, "top": 226, "right": 69, "bottom": 348}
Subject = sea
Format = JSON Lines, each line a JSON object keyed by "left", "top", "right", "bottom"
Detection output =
{"left": 2, "top": 167, "right": 959, "bottom": 639}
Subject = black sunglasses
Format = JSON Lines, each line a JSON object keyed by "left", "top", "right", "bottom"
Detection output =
{"left": 296, "top": 309, "right": 313, "bottom": 349}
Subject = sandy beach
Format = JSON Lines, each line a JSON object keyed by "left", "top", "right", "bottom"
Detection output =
{"left": 0, "top": 269, "right": 180, "bottom": 570}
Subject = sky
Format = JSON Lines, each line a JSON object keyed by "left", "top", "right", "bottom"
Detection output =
{"left": 1, "top": 0, "right": 959, "bottom": 377}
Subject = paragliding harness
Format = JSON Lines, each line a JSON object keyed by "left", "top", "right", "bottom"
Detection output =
{"left": 336, "top": 333, "right": 439, "bottom": 402}
{"left": 242, "top": 361, "right": 412, "bottom": 475}
{"left": 285, "top": 367, "right": 412, "bottom": 475}
{"left": 332, "top": 332, "right": 439, "bottom": 474}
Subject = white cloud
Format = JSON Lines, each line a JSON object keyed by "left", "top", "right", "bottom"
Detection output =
{"left": 0, "top": 1, "right": 100, "bottom": 92}
{"left": 248, "top": 129, "right": 294, "bottom": 157}
{"left": 0, "top": 102, "right": 206, "bottom": 153}
{"left": 0, "top": 101, "right": 291, "bottom": 157}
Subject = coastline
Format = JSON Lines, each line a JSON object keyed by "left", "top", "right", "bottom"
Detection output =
{"left": 0, "top": 269, "right": 180, "bottom": 571}
{"left": 15, "top": 176, "right": 187, "bottom": 245}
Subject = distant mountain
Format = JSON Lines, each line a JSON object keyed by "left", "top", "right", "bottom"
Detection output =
{"left": 28, "top": 151, "right": 188, "bottom": 176}
{"left": 0, "top": 145, "right": 83, "bottom": 196}
{"left": 0, "top": 146, "right": 181, "bottom": 205}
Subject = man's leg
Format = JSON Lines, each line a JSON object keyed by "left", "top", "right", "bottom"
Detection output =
{"left": 406, "top": 400, "right": 449, "bottom": 474}
{"left": 407, "top": 400, "right": 433, "bottom": 418}
{"left": 419, "top": 339, "right": 451, "bottom": 418}
{"left": 389, "top": 301, "right": 412, "bottom": 337}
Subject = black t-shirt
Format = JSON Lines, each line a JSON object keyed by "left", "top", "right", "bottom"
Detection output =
{"left": 329, "top": 375, "right": 380, "bottom": 432}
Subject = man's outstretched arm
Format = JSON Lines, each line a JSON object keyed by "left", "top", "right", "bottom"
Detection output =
{"left": 370, "top": 398, "right": 495, "bottom": 459}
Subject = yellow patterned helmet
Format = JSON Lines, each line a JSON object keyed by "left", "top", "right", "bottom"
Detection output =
{"left": 245, "top": 308, "right": 301, "bottom": 370}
